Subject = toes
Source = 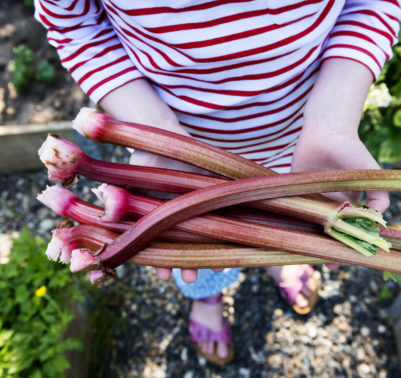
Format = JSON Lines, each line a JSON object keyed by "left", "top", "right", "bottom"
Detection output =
{"left": 204, "top": 341, "right": 214, "bottom": 355}
{"left": 294, "top": 293, "right": 309, "bottom": 308}
{"left": 217, "top": 342, "right": 229, "bottom": 359}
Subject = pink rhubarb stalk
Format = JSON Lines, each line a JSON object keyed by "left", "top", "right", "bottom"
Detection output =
{"left": 93, "top": 184, "right": 326, "bottom": 248}
{"left": 70, "top": 248, "right": 99, "bottom": 273}
{"left": 37, "top": 186, "right": 221, "bottom": 244}
{"left": 71, "top": 109, "right": 394, "bottom": 255}
{"left": 94, "top": 171, "right": 401, "bottom": 271}
{"left": 39, "top": 134, "right": 218, "bottom": 192}
{"left": 47, "top": 224, "right": 329, "bottom": 269}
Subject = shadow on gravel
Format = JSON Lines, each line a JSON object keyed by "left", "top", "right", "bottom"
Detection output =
{"left": 161, "top": 266, "right": 401, "bottom": 378}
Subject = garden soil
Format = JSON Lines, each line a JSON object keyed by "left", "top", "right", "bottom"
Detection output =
{"left": 0, "top": 1, "right": 89, "bottom": 127}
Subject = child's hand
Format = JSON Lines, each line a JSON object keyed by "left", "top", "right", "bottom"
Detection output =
{"left": 291, "top": 127, "right": 389, "bottom": 212}
{"left": 293, "top": 58, "right": 389, "bottom": 213}
{"left": 99, "top": 79, "right": 215, "bottom": 283}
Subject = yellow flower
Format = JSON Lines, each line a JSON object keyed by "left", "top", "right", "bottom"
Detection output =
{"left": 35, "top": 285, "right": 47, "bottom": 297}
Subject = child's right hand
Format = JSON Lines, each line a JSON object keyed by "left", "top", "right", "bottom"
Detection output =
{"left": 99, "top": 79, "right": 215, "bottom": 283}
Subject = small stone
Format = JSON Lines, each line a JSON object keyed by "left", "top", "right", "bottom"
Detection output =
{"left": 6, "top": 106, "right": 16, "bottom": 116}
{"left": 198, "top": 355, "right": 206, "bottom": 366}
{"left": 356, "top": 347, "right": 366, "bottom": 361}
{"left": 7, "top": 83, "right": 18, "bottom": 100}
{"left": 267, "top": 354, "right": 283, "bottom": 369}
{"left": 306, "top": 323, "right": 318, "bottom": 339}
{"left": 183, "top": 372, "right": 193, "bottom": 378}
{"left": 333, "top": 304, "right": 343, "bottom": 314}
{"left": 357, "top": 363, "right": 371, "bottom": 375}
{"left": 273, "top": 308, "right": 284, "bottom": 317}
{"left": 39, "top": 218, "right": 55, "bottom": 233}
{"left": 360, "top": 327, "right": 370, "bottom": 337}
{"left": 342, "top": 357, "right": 351, "bottom": 369}
{"left": 0, "top": 23, "right": 16, "bottom": 38}
{"left": 338, "top": 320, "right": 349, "bottom": 332}
{"left": 239, "top": 367, "right": 250, "bottom": 377}
{"left": 180, "top": 347, "right": 188, "bottom": 362}
{"left": 377, "top": 324, "right": 386, "bottom": 334}
{"left": 0, "top": 88, "right": 5, "bottom": 115}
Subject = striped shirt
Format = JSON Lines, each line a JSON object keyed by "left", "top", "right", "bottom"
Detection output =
{"left": 34, "top": 0, "right": 401, "bottom": 172}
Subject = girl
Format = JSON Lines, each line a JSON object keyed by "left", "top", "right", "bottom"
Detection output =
{"left": 34, "top": 0, "right": 400, "bottom": 365}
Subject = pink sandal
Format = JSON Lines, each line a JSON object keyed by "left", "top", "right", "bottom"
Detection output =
{"left": 189, "top": 294, "right": 234, "bottom": 366}
{"left": 275, "top": 265, "right": 321, "bottom": 315}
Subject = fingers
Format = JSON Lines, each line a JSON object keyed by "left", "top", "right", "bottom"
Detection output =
{"left": 325, "top": 263, "right": 340, "bottom": 270}
{"left": 181, "top": 269, "right": 198, "bottom": 283}
{"left": 156, "top": 267, "right": 172, "bottom": 280}
{"left": 365, "top": 190, "right": 390, "bottom": 213}
{"left": 156, "top": 267, "right": 199, "bottom": 283}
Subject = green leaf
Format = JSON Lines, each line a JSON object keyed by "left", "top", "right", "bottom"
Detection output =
{"left": 35, "top": 60, "right": 56, "bottom": 84}
{"left": 379, "top": 287, "right": 394, "bottom": 300}
{"left": 42, "top": 354, "right": 70, "bottom": 376}
{"left": 383, "top": 271, "right": 401, "bottom": 285}
{"left": 393, "top": 109, "right": 401, "bottom": 127}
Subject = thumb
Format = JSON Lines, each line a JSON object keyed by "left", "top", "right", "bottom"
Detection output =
{"left": 365, "top": 190, "right": 390, "bottom": 213}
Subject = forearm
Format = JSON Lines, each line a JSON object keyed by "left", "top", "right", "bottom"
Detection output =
{"left": 99, "top": 79, "right": 190, "bottom": 136}
{"left": 303, "top": 58, "right": 373, "bottom": 137}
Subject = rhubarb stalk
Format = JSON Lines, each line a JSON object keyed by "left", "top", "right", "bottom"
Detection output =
{"left": 94, "top": 170, "right": 401, "bottom": 270}
{"left": 37, "top": 185, "right": 220, "bottom": 244}
{"left": 40, "top": 133, "right": 393, "bottom": 256}
{"left": 47, "top": 224, "right": 329, "bottom": 268}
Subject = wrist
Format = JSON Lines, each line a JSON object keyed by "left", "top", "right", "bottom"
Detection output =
{"left": 303, "top": 58, "right": 372, "bottom": 136}
{"left": 99, "top": 79, "right": 189, "bottom": 137}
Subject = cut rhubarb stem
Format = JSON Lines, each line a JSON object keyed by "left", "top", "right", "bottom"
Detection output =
{"left": 380, "top": 225, "right": 401, "bottom": 251}
{"left": 94, "top": 184, "right": 391, "bottom": 257}
{"left": 131, "top": 243, "right": 328, "bottom": 268}
{"left": 96, "top": 170, "right": 401, "bottom": 270}
{"left": 39, "top": 134, "right": 215, "bottom": 192}
{"left": 47, "top": 224, "right": 330, "bottom": 268}
{"left": 37, "top": 186, "right": 220, "bottom": 244}
{"left": 71, "top": 110, "right": 397, "bottom": 255}
{"left": 73, "top": 107, "right": 271, "bottom": 178}
{"left": 93, "top": 183, "right": 322, "bottom": 233}
{"left": 70, "top": 248, "right": 99, "bottom": 273}
{"left": 39, "top": 134, "right": 392, "bottom": 254}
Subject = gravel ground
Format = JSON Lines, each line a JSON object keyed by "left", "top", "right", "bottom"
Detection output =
{"left": 1, "top": 145, "right": 401, "bottom": 377}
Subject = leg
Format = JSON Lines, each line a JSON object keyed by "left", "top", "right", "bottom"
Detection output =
{"left": 266, "top": 264, "right": 320, "bottom": 314}
{"left": 189, "top": 294, "right": 234, "bottom": 365}
{"left": 173, "top": 268, "right": 240, "bottom": 365}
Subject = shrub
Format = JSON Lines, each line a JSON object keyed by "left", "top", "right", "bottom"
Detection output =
{"left": 7, "top": 44, "right": 56, "bottom": 93}
{"left": 0, "top": 228, "right": 83, "bottom": 377}
{"left": 359, "top": 35, "right": 401, "bottom": 164}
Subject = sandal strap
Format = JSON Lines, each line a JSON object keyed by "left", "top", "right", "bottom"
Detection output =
{"left": 198, "top": 293, "right": 223, "bottom": 305}
{"left": 189, "top": 318, "right": 232, "bottom": 344}
{"left": 276, "top": 266, "right": 314, "bottom": 305}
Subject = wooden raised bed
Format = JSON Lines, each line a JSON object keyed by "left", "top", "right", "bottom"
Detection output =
{"left": 0, "top": 121, "right": 75, "bottom": 173}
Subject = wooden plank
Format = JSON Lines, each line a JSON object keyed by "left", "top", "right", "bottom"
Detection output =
{"left": 0, "top": 122, "right": 75, "bottom": 173}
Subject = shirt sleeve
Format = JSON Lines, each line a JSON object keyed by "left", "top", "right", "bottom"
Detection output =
{"left": 322, "top": 0, "right": 401, "bottom": 81}
{"left": 34, "top": 0, "right": 144, "bottom": 103}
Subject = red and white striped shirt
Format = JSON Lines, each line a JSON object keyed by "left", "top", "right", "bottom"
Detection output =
{"left": 34, "top": 0, "right": 401, "bottom": 172}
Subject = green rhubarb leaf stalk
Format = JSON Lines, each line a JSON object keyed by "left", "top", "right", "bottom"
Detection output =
{"left": 326, "top": 205, "right": 391, "bottom": 256}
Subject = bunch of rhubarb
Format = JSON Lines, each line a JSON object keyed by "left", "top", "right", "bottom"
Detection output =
{"left": 37, "top": 107, "right": 401, "bottom": 285}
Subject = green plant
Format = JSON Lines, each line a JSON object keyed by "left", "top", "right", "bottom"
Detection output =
{"left": 359, "top": 35, "right": 401, "bottom": 164}
{"left": 7, "top": 44, "right": 56, "bottom": 93}
{"left": 0, "top": 228, "right": 83, "bottom": 377}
